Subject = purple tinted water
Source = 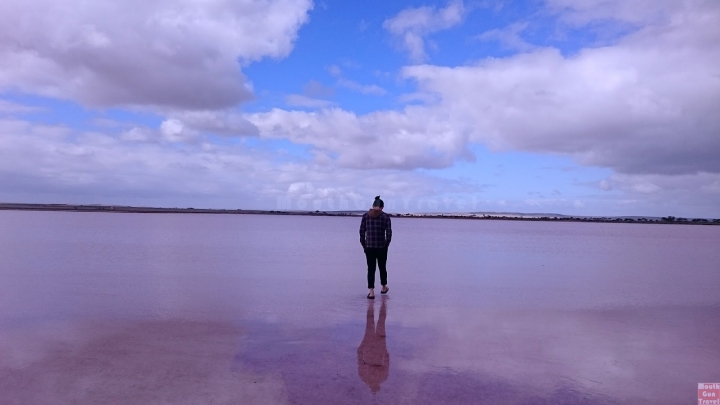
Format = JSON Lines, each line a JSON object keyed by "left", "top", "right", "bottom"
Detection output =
{"left": 1, "top": 211, "right": 719, "bottom": 404}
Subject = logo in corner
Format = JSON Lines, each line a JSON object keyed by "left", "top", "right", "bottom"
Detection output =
{"left": 699, "top": 383, "right": 720, "bottom": 405}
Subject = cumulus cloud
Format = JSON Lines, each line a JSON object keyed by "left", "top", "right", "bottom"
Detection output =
{"left": 0, "top": 0, "right": 313, "bottom": 110}
{"left": 248, "top": 0, "right": 718, "bottom": 179}
{"left": 160, "top": 118, "right": 201, "bottom": 143}
{"left": 597, "top": 172, "right": 720, "bottom": 217}
{"left": 162, "top": 109, "right": 259, "bottom": 137}
{"left": 236, "top": 0, "right": 719, "bottom": 216}
{"left": 402, "top": 0, "right": 720, "bottom": 175}
{"left": 546, "top": 0, "right": 694, "bottom": 26}
{"left": 476, "top": 22, "right": 536, "bottom": 52}
{"left": 383, "top": 0, "right": 465, "bottom": 62}
{"left": 2, "top": 0, "right": 718, "bottom": 217}
{"left": 0, "top": 117, "right": 475, "bottom": 208}
{"left": 0, "top": 100, "right": 44, "bottom": 114}
{"left": 246, "top": 107, "right": 474, "bottom": 170}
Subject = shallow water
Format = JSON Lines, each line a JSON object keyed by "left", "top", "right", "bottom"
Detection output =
{"left": 1, "top": 211, "right": 719, "bottom": 404}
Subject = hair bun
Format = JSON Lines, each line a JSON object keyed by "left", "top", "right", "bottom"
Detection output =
{"left": 375, "top": 196, "right": 381, "bottom": 200}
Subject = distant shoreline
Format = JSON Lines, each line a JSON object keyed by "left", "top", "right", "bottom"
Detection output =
{"left": 1, "top": 203, "right": 718, "bottom": 225}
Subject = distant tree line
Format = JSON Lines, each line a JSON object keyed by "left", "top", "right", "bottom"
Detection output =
{"left": 387, "top": 213, "right": 720, "bottom": 224}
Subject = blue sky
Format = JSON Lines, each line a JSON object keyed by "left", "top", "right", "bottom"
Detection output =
{"left": 0, "top": 0, "right": 719, "bottom": 217}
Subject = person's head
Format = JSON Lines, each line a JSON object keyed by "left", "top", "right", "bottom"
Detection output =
{"left": 372, "top": 196, "right": 384, "bottom": 211}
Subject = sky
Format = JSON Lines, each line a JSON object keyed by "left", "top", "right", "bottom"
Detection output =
{"left": 0, "top": 0, "right": 718, "bottom": 217}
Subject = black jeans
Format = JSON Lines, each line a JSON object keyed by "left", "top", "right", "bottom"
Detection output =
{"left": 364, "top": 247, "right": 388, "bottom": 289}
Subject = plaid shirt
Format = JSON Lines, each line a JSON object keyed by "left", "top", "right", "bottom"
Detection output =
{"left": 359, "top": 211, "right": 392, "bottom": 248}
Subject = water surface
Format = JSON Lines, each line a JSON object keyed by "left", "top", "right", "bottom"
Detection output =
{"left": 1, "top": 211, "right": 718, "bottom": 404}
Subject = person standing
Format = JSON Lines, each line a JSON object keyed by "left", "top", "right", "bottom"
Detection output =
{"left": 359, "top": 196, "right": 392, "bottom": 299}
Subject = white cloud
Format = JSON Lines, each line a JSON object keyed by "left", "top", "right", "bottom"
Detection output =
{"left": 545, "top": 0, "right": 694, "bottom": 26}
{"left": 160, "top": 119, "right": 197, "bottom": 143}
{"left": 237, "top": 0, "right": 720, "bottom": 216}
{"left": 284, "top": 95, "right": 335, "bottom": 109}
{"left": 0, "top": 117, "right": 475, "bottom": 208}
{"left": 162, "top": 110, "right": 259, "bottom": 137}
{"left": 401, "top": 1, "right": 720, "bottom": 175}
{"left": 383, "top": 0, "right": 465, "bottom": 62}
{"left": 1, "top": 0, "right": 718, "bottom": 217}
{"left": 520, "top": 197, "right": 587, "bottom": 211}
{"left": 477, "top": 22, "right": 535, "bottom": 52}
{"left": 0, "top": 0, "right": 313, "bottom": 110}
{"left": 326, "top": 65, "right": 342, "bottom": 77}
{"left": 246, "top": 107, "right": 474, "bottom": 170}
{"left": 244, "top": 0, "right": 719, "bottom": 179}
{"left": 336, "top": 79, "right": 386, "bottom": 96}
{"left": 595, "top": 172, "right": 720, "bottom": 217}
{"left": 0, "top": 99, "right": 44, "bottom": 114}
{"left": 120, "top": 127, "right": 154, "bottom": 143}
{"left": 119, "top": 109, "right": 260, "bottom": 141}
{"left": 631, "top": 182, "right": 661, "bottom": 194}
{"left": 250, "top": 1, "right": 716, "bottom": 180}
{"left": 702, "top": 181, "right": 720, "bottom": 194}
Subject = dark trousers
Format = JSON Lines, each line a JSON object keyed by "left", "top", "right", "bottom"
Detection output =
{"left": 364, "top": 247, "right": 388, "bottom": 289}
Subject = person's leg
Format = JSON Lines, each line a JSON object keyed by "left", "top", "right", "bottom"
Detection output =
{"left": 365, "top": 248, "right": 377, "bottom": 290}
{"left": 378, "top": 247, "right": 388, "bottom": 288}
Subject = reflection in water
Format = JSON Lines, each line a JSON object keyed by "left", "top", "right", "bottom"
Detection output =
{"left": 357, "top": 297, "right": 390, "bottom": 394}
{"left": 0, "top": 320, "right": 291, "bottom": 405}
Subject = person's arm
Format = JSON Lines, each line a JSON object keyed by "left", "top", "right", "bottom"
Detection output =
{"left": 359, "top": 215, "right": 367, "bottom": 248}
{"left": 385, "top": 215, "right": 392, "bottom": 248}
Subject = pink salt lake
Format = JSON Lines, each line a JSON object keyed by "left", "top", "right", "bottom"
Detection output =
{"left": 1, "top": 211, "right": 719, "bottom": 405}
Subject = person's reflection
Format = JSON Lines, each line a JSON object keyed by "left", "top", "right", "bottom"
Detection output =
{"left": 357, "top": 297, "right": 390, "bottom": 394}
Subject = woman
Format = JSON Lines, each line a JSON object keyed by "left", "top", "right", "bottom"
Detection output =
{"left": 359, "top": 196, "right": 392, "bottom": 299}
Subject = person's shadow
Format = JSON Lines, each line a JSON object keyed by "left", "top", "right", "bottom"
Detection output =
{"left": 357, "top": 297, "right": 390, "bottom": 394}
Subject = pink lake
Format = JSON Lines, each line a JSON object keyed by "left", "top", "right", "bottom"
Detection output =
{"left": 1, "top": 211, "right": 719, "bottom": 404}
